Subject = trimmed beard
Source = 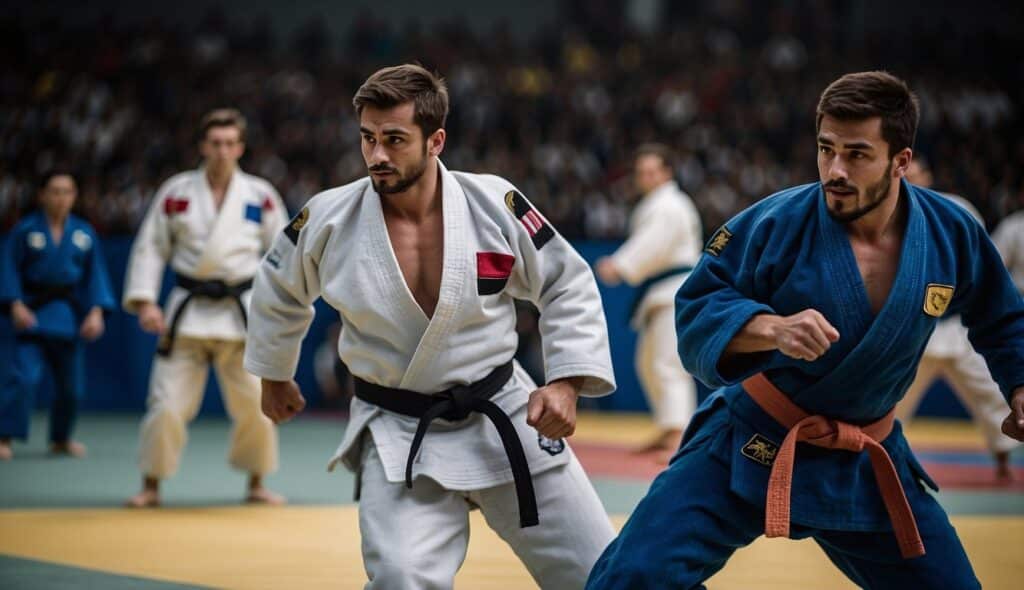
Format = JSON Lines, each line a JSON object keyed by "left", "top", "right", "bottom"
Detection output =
{"left": 371, "top": 146, "right": 430, "bottom": 195}
{"left": 826, "top": 161, "right": 893, "bottom": 223}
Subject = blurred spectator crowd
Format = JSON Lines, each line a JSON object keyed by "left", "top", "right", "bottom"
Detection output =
{"left": 2, "top": 1, "right": 1022, "bottom": 238}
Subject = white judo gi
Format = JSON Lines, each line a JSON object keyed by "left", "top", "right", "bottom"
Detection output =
{"left": 896, "top": 195, "right": 1019, "bottom": 455}
{"left": 993, "top": 210, "right": 1024, "bottom": 295}
{"left": 244, "top": 162, "right": 617, "bottom": 589}
{"left": 609, "top": 180, "right": 702, "bottom": 430}
{"left": 124, "top": 166, "right": 288, "bottom": 478}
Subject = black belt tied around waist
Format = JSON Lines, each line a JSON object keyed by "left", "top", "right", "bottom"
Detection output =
{"left": 352, "top": 360, "right": 539, "bottom": 528}
{"left": 23, "top": 281, "right": 77, "bottom": 312}
{"left": 156, "top": 275, "right": 253, "bottom": 356}
{"left": 628, "top": 264, "right": 693, "bottom": 321}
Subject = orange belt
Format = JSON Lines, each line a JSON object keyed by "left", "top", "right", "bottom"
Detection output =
{"left": 742, "top": 373, "right": 925, "bottom": 559}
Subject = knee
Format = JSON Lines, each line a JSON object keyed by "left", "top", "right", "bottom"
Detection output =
{"left": 368, "top": 559, "right": 448, "bottom": 590}
{"left": 586, "top": 544, "right": 667, "bottom": 590}
{"left": 145, "top": 400, "right": 191, "bottom": 430}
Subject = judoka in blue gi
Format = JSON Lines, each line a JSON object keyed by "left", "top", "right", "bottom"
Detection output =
{"left": 0, "top": 172, "right": 115, "bottom": 460}
{"left": 587, "top": 72, "right": 1024, "bottom": 589}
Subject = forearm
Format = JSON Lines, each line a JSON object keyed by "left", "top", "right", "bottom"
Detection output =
{"left": 722, "top": 314, "right": 782, "bottom": 356}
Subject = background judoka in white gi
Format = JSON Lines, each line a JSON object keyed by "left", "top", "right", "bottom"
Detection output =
{"left": 895, "top": 157, "right": 1020, "bottom": 478}
{"left": 122, "top": 109, "right": 288, "bottom": 507}
{"left": 245, "top": 65, "right": 617, "bottom": 589}
{"left": 594, "top": 144, "right": 702, "bottom": 459}
{"left": 993, "top": 206, "right": 1024, "bottom": 296}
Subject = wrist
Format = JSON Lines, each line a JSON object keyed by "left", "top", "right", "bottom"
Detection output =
{"left": 550, "top": 376, "right": 585, "bottom": 396}
{"left": 750, "top": 314, "right": 782, "bottom": 346}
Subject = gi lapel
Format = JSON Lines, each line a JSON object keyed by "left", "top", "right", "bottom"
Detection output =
{"left": 367, "top": 161, "right": 469, "bottom": 390}
{"left": 194, "top": 168, "right": 247, "bottom": 276}
{"left": 794, "top": 184, "right": 926, "bottom": 405}
{"left": 400, "top": 162, "right": 469, "bottom": 388}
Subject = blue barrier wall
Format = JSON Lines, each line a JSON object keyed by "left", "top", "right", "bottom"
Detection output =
{"left": 1, "top": 236, "right": 968, "bottom": 418}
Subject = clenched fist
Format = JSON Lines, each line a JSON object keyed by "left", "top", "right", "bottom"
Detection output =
{"left": 526, "top": 377, "right": 584, "bottom": 440}
{"left": 770, "top": 309, "right": 840, "bottom": 362}
{"left": 1002, "top": 388, "right": 1024, "bottom": 442}
{"left": 137, "top": 302, "right": 166, "bottom": 335}
{"left": 261, "top": 379, "right": 306, "bottom": 424}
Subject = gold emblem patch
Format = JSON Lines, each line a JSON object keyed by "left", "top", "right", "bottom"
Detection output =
{"left": 741, "top": 434, "right": 779, "bottom": 467}
{"left": 704, "top": 226, "right": 733, "bottom": 257}
{"left": 291, "top": 207, "right": 310, "bottom": 232}
{"left": 923, "top": 283, "right": 954, "bottom": 317}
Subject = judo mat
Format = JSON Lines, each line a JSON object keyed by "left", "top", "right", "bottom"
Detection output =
{"left": 1, "top": 413, "right": 1022, "bottom": 589}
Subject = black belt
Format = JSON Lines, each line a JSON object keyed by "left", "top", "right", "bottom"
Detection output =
{"left": 628, "top": 264, "right": 692, "bottom": 320}
{"left": 23, "top": 281, "right": 77, "bottom": 312}
{"left": 353, "top": 360, "right": 539, "bottom": 528}
{"left": 156, "top": 275, "right": 253, "bottom": 356}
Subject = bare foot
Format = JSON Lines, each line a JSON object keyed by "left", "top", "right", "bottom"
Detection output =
{"left": 994, "top": 451, "right": 1013, "bottom": 483}
{"left": 49, "top": 440, "right": 87, "bottom": 458}
{"left": 246, "top": 487, "right": 286, "bottom": 505}
{"left": 0, "top": 440, "right": 11, "bottom": 461}
{"left": 125, "top": 489, "right": 161, "bottom": 508}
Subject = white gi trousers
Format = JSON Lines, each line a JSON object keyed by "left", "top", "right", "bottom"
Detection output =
{"left": 137, "top": 336, "right": 278, "bottom": 478}
{"left": 357, "top": 434, "right": 615, "bottom": 590}
{"left": 897, "top": 350, "right": 1017, "bottom": 454}
{"left": 635, "top": 305, "right": 696, "bottom": 431}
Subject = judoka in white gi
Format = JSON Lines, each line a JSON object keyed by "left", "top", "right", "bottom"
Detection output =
{"left": 594, "top": 144, "right": 703, "bottom": 459}
{"left": 993, "top": 202, "right": 1024, "bottom": 297}
{"left": 124, "top": 109, "right": 289, "bottom": 507}
{"left": 894, "top": 157, "right": 1020, "bottom": 479}
{"left": 246, "top": 65, "right": 617, "bottom": 589}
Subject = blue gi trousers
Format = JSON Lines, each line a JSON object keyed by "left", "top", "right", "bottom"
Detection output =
{"left": 585, "top": 408, "right": 981, "bottom": 590}
{"left": 0, "top": 335, "right": 83, "bottom": 443}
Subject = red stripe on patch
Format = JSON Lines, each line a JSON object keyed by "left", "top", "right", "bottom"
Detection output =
{"left": 262, "top": 195, "right": 274, "bottom": 210}
{"left": 163, "top": 197, "right": 189, "bottom": 215}
{"left": 476, "top": 252, "right": 515, "bottom": 279}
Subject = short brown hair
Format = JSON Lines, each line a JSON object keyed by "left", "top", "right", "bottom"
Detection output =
{"left": 634, "top": 143, "right": 675, "bottom": 170}
{"left": 816, "top": 71, "right": 919, "bottom": 157}
{"left": 199, "top": 108, "right": 247, "bottom": 142}
{"left": 352, "top": 64, "right": 449, "bottom": 137}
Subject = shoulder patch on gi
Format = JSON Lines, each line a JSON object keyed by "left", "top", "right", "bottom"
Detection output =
{"left": 538, "top": 434, "right": 565, "bottom": 456}
{"left": 283, "top": 207, "right": 309, "bottom": 244}
{"left": 741, "top": 433, "right": 778, "bottom": 467}
{"left": 244, "top": 203, "right": 263, "bottom": 223}
{"left": 505, "top": 190, "right": 554, "bottom": 250}
{"left": 923, "top": 283, "right": 954, "bottom": 317}
{"left": 265, "top": 247, "right": 282, "bottom": 269}
{"left": 704, "top": 225, "right": 733, "bottom": 257}
{"left": 164, "top": 196, "right": 189, "bottom": 216}
{"left": 71, "top": 229, "right": 92, "bottom": 250}
{"left": 27, "top": 231, "right": 46, "bottom": 250}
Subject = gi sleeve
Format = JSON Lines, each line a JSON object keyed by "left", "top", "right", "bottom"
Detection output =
{"left": 501, "top": 187, "right": 616, "bottom": 397}
{"left": 949, "top": 219, "right": 1024, "bottom": 401}
{"left": 611, "top": 198, "right": 690, "bottom": 285}
{"left": 675, "top": 210, "right": 778, "bottom": 388}
{"left": 76, "top": 225, "right": 116, "bottom": 313}
{"left": 122, "top": 182, "right": 174, "bottom": 313}
{"left": 0, "top": 225, "right": 26, "bottom": 308}
{"left": 243, "top": 203, "right": 325, "bottom": 381}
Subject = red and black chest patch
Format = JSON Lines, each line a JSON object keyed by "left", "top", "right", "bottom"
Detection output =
{"left": 504, "top": 190, "right": 554, "bottom": 250}
{"left": 477, "top": 252, "right": 515, "bottom": 295}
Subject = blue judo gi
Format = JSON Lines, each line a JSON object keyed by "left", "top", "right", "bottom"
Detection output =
{"left": 0, "top": 211, "right": 115, "bottom": 443}
{"left": 587, "top": 180, "right": 1024, "bottom": 589}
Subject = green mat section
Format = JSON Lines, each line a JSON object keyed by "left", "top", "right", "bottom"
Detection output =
{"left": 0, "top": 413, "right": 355, "bottom": 508}
{"left": 0, "top": 554, "right": 209, "bottom": 589}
